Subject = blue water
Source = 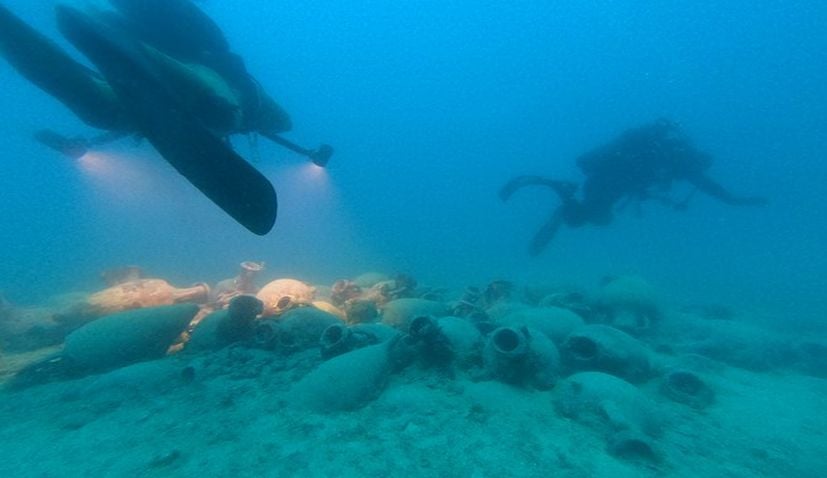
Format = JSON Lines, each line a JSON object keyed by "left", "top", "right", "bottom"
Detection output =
{"left": 1, "top": 0, "right": 825, "bottom": 327}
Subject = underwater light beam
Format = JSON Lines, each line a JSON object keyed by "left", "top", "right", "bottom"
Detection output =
{"left": 298, "top": 161, "right": 331, "bottom": 186}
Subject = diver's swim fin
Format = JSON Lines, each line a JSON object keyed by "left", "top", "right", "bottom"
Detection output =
{"left": 56, "top": 5, "right": 277, "bottom": 235}
{"left": 529, "top": 207, "right": 564, "bottom": 256}
{"left": 0, "top": 4, "right": 126, "bottom": 130}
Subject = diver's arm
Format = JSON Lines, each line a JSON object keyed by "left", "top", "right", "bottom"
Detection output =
{"left": 686, "top": 172, "right": 768, "bottom": 206}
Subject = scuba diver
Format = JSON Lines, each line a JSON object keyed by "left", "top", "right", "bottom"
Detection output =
{"left": 500, "top": 119, "right": 768, "bottom": 256}
{"left": 0, "top": 0, "right": 333, "bottom": 235}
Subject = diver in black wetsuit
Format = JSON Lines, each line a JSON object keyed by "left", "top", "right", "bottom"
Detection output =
{"left": 500, "top": 119, "right": 768, "bottom": 256}
{"left": 0, "top": 0, "right": 332, "bottom": 234}
{"left": 0, "top": 1, "right": 296, "bottom": 146}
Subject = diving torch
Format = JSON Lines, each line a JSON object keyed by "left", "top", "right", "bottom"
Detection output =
{"left": 259, "top": 130, "right": 333, "bottom": 168}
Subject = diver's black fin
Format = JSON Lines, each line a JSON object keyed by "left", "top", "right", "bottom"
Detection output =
{"left": 56, "top": 5, "right": 277, "bottom": 235}
{"left": 528, "top": 207, "right": 564, "bottom": 256}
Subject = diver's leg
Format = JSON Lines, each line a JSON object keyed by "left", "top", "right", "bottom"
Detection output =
{"left": 0, "top": 5, "right": 126, "bottom": 130}
{"left": 686, "top": 172, "right": 768, "bottom": 206}
{"left": 528, "top": 207, "right": 565, "bottom": 256}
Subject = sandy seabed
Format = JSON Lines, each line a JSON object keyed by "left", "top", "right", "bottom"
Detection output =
{"left": 0, "top": 284, "right": 825, "bottom": 478}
